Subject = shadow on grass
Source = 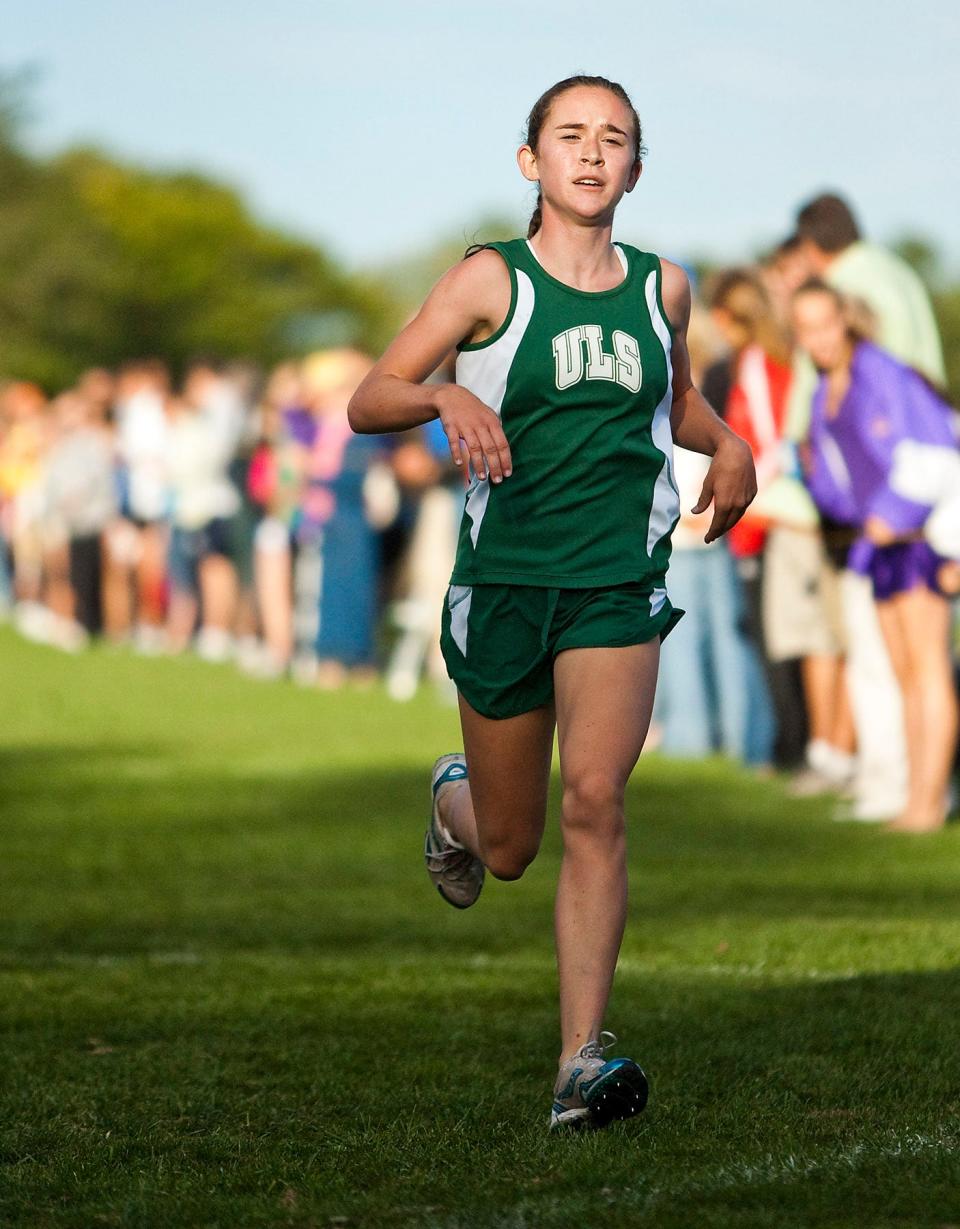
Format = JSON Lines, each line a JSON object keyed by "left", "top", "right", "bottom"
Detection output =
{"left": 1, "top": 743, "right": 959, "bottom": 960}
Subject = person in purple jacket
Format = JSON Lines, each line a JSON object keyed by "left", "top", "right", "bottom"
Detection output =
{"left": 792, "top": 279, "right": 958, "bottom": 832}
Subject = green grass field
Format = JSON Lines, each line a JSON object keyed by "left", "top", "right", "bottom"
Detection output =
{"left": 2, "top": 625, "right": 960, "bottom": 1228}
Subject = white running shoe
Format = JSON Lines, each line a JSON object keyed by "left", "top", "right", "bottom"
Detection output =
{"left": 424, "top": 753, "right": 484, "bottom": 910}
{"left": 550, "top": 1031, "right": 649, "bottom": 1131}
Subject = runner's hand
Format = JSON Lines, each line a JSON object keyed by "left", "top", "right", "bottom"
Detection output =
{"left": 435, "top": 385, "right": 513, "bottom": 483}
{"left": 692, "top": 435, "right": 757, "bottom": 544}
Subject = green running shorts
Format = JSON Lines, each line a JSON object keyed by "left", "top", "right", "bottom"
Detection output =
{"left": 440, "top": 581, "right": 683, "bottom": 720}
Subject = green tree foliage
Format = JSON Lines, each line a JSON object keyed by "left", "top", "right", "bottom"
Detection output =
{"left": 891, "top": 234, "right": 941, "bottom": 289}
{"left": 892, "top": 235, "right": 960, "bottom": 399}
{"left": 931, "top": 288, "right": 960, "bottom": 402}
{"left": 0, "top": 78, "right": 396, "bottom": 389}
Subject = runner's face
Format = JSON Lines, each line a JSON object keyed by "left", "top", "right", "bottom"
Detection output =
{"left": 519, "top": 86, "right": 641, "bottom": 224}
{"left": 791, "top": 291, "right": 849, "bottom": 372}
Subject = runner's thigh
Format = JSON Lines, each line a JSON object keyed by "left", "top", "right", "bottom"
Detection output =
{"left": 458, "top": 692, "right": 555, "bottom": 851}
{"left": 553, "top": 643, "right": 660, "bottom": 791}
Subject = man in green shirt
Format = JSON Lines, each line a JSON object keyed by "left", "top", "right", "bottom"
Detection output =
{"left": 786, "top": 192, "right": 946, "bottom": 439}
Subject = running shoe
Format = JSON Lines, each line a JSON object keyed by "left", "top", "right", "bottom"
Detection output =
{"left": 550, "top": 1031, "right": 649, "bottom": 1131}
{"left": 425, "top": 753, "right": 484, "bottom": 909}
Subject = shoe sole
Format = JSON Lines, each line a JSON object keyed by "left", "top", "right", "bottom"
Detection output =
{"left": 435, "top": 881, "right": 479, "bottom": 910}
{"left": 582, "top": 1060, "right": 649, "bottom": 1129}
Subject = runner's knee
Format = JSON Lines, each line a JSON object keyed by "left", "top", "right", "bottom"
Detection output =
{"left": 561, "top": 773, "right": 626, "bottom": 838}
{"left": 481, "top": 836, "right": 539, "bottom": 881}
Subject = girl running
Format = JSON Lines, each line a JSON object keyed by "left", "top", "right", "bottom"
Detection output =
{"left": 348, "top": 75, "right": 756, "bottom": 1129}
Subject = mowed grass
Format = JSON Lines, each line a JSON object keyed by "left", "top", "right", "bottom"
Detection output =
{"left": 2, "top": 626, "right": 960, "bottom": 1229}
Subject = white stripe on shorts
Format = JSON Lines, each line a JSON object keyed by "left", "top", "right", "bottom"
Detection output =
{"left": 448, "top": 585, "right": 473, "bottom": 657}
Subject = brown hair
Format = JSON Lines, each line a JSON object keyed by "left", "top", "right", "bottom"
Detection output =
{"left": 523, "top": 75, "right": 644, "bottom": 239}
{"left": 792, "top": 277, "right": 874, "bottom": 343}
{"left": 795, "top": 194, "right": 861, "bottom": 254}
{"left": 709, "top": 267, "right": 791, "bottom": 366}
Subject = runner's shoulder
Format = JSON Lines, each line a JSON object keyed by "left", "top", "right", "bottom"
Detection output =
{"left": 425, "top": 247, "right": 513, "bottom": 339}
{"left": 439, "top": 246, "right": 511, "bottom": 301}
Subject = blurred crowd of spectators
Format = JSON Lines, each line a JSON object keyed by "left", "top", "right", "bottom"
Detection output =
{"left": 657, "top": 193, "right": 959, "bottom": 828}
{"left": 1, "top": 192, "right": 958, "bottom": 824}
{"left": 0, "top": 348, "right": 460, "bottom": 697}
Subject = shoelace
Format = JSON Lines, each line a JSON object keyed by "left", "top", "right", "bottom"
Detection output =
{"left": 425, "top": 843, "right": 477, "bottom": 881}
{"left": 579, "top": 1030, "right": 617, "bottom": 1061}
{"left": 554, "top": 1031, "right": 619, "bottom": 1108}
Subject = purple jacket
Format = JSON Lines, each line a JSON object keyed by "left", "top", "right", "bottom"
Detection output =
{"left": 806, "top": 342, "right": 956, "bottom": 534}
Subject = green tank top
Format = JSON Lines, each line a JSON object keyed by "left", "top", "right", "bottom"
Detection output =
{"left": 449, "top": 237, "right": 680, "bottom": 589}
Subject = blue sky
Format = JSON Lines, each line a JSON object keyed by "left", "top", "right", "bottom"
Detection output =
{"left": 5, "top": 1, "right": 959, "bottom": 273}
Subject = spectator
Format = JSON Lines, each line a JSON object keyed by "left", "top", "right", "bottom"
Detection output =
{"left": 0, "top": 382, "right": 51, "bottom": 640}
{"left": 785, "top": 193, "right": 948, "bottom": 820}
{"left": 709, "top": 268, "right": 816, "bottom": 771}
{"left": 109, "top": 361, "right": 172, "bottom": 651}
{"left": 165, "top": 360, "right": 243, "bottom": 659}
{"left": 42, "top": 389, "right": 116, "bottom": 640}
{"left": 791, "top": 194, "right": 945, "bottom": 390}
{"left": 793, "top": 279, "right": 958, "bottom": 832}
{"left": 656, "top": 300, "right": 767, "bottom": 762}
{"left": 246, "top": 363, "right": 305, "bottom": 679}
{"left": 300, "top": 349, "right": 388, "bottom": 689}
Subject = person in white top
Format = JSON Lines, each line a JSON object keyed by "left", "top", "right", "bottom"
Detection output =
{"left": 108, "top": 361, "right": 172, "bottom": 650}
{"left": 165, "top": 361, "right": 243, "bottom": 659}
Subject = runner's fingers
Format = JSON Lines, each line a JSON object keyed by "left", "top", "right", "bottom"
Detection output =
{"left": 444, "top": 426, "right": 465, "bottom": 466}
{"left": 466, "top": 436, "right": 488, "bottom": 480}
{"left": 704, "top": 497, "right": 749, "bottom": 543}
{"left": 478, "top": 428, "right": 507, "bottom": 482}
{"left": 492, "top": 428, "right": 513, "bottom": 477}
{"left": 703, "top": 508, "right": 729, "bottom": 544}
{"left": 691, "top": 477, "right": 713, "bottom": 516}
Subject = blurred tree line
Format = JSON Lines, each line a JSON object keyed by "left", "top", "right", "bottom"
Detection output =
{"left": 892, "top": 236, "right": 960, "bottom": 399}
{"left": 0, "top": 73, "right": 398, "bottom": 390}
{"left": 2, "top": 68, "right": 957, "bottom": 399}
{"left": 376, "top": 215, "right": 518, "bottom": 311}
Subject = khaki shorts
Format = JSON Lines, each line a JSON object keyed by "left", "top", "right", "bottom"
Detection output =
{"left": 763, "top": 526, "right": 846, "bottom": 661}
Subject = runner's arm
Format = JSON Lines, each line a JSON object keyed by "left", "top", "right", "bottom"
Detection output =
{"left": 348, "top": 252, "right": 513, "bottom": 481}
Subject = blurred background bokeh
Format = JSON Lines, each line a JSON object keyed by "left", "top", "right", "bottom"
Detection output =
{"left": 2, "top": 2, "right": 958, "bottom": 823}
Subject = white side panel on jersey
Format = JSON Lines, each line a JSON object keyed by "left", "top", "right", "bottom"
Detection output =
{"left": 447, "top": 585, "right": 473, "bottom": 656}
{"left": 649, "top": 586, "right": 667, "bottom": 618}
{"left": 644, "top": 269, "right": 680, "bottom": 556}
{"left": 456, "top": 269, "right": 536, "bottom": 547}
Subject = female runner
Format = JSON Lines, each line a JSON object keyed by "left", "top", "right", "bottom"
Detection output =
{"left": 348, "top": 75, "right": 756, "bottom": 1130}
